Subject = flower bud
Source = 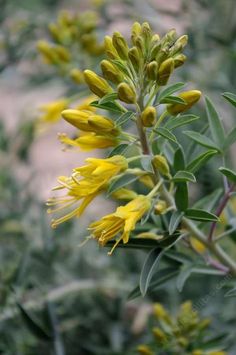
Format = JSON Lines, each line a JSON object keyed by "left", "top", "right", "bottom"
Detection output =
{"left": 61, "top": 109, "right": 91, "bottom": 130}
{"left": 88, "top": 114, "right": 119, "bottom": 134}
{"left": 117, "top": 83, "right": 136, "bottom": 104}
{"left": 134, "top": 35, "right": 145, "bottom": 56}
{"left": 104, "top": 35, "right": 119, "bottom": 59}
{"left": 141, "top": 106, "right": 156, "bottom": 127}
{"left": 167, "top": 90, "right": 201, "bottom": 115}
{"left": 37, "top": 40, "right": 57, "bottom": 64}
{"left": 137, "top": 345, "right": 154, "bottom": 355}
{"left": 153, "top": 303, "right": 172, "bottom": 324}
{"left": 156, "top": 58, "right": 174, "bottom": 85}
{"left": 54, "top": 46, "right": 71, "bottom": 62}
{"left": 131, "top": 22, "right": 142, "bottom": 44}
{"left": 152, "top": 155, "right": 170, "bottom": 177}
{"left": 100, "top": 60, "right": 123, "bottom": 84}
{"left": 155, "top": 48, "right": 169, "bottom": 65}
{"left": 162, "top": 28, "right": 177, "bottom": 45}
{"left": 128, "top": 46, "right": 140, "bottom": 71}
{"left": 152, "top": 327, "right": 167, "bottom": 344}
{"left": 83, "top": 70, "right": 113, "bottom": 97}
{"left": 111, "top": 188, "right": 137, "bottom": 201}
{"left": 150, "top": 42, "right": 161, "bottom": 60}
{"left": 154, "top": 200, "right": 167, "bottom": 215}
{"left": 175, "top": 34, "right": 188, "bottom": 49}
{"left": 173, "top": 54, "right": 187, "bottom": 68}
{"left": 147, "top": 61, "right": 158, "bottom": 80}
{"left": 141, "top": 22, "right": 152, "bottom": 42}
{"left": 70, "top": 68, "right": 84, "bottom": 84}
{"left": 112, "top": 31, "right": 129, "bottom": 60}
{"left": 48, "top": 23, "right": 61, "bottom": 42}
{"left": 177, "top": 337, "right": 189, "bottom": 348}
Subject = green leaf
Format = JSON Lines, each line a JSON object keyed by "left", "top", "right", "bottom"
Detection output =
{"left": 99, "top": 92, "right": 118, "bottom": 104}
{"left": 154, "top": 128, "right": 177, "bottom": 143}
{"left": 107, "top": 174, "right": 139, "bottom": 195}
{"left": 140, "top": 156, "right": 153, "bottom": 173}
{"left": 139, "top": 247, "right": 164, "bottom": 296}
{"left": 128, "top": 267, "right": 178, "bottom": 300}
{"left": 187, "top": 150, "right": 218, "bottom": 173}
{"left": 108, "top": 143, "right": 129, "bottom": 157}
{"left": 205, "top": 96, "right": 225, "bottom": 150}
{"left": 165, "top": 114, "right": 199, "bottom": 130}
{"left": 164, "top": 250, "right": 192, "bottom": 264}
{"left": 112, "top": 59, "right": 130, "bottom": 75}
{"left": 185, "top": 208, "right": 219, "bottom": 222}
{"left": 169, "top": 211, "right": 184, "bottom": 235}
{"left": 184, "top": 130, "right": 220, "bottom": 151}
{"left": 158, "top": 82, "right": 185, "bottom": 102}
{"left": 160, "top": 95, "right": 186, "bottom": 105}
{"left": 222, "top": 92, "right": 236, "bottom": 108}
{"left": 106, "top": 238, "right": 161, "bottom": 250}
{"left": 193, "top": 189, "right": 222, "bottom": 211}
{"left": 225, "top": 286, "right": 236, "bottom": 297}
{"left": 115, "top": 111, "right": 134, "bottom": 126}
{"left": 172, "top": 171, "right": 196, "bottom": 183}
{"left": 173, "top": 147, "right": 185, "bottom": 172}
{"left": 17, "top": 302, "right": 52, "bottom": 341}
{"left": 176, "top": 265, "right": 192, "bottom": 292}
{"left": 175, "top": 182, "right": 188, "bottom": 211}
{"left": 219, "top": 167, "right": 236, "bottom": 183}
{"left": 224, "top": 127, "right": 236, "bottom": 150}
{"left": 90, "top": 100, "right": 125, "bottom": 113}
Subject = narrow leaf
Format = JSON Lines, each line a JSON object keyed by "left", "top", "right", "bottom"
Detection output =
{"left": 99, "top": 92, "right": 118, "bottom": 104}
{"left": 140, "top": 156, "right": 153, "bottom": 173}
{"left": 154, "top": 128, "right": 177, "bottom": 143}
{"left": 164, "top": 250, "right": 192, "bottom": 264}
{"left": 191, "top": 266, "right": 226, "bottom": 275}
{"left": 187, "top": 150, "right": 218, "bottom": 173}
{"left": 169, "top": 211, "right": 184, "bottom": 235}
{"left": 160, "top": 95, "right": 186, "bottom": 105}
{"left": 108, "top": 143, "right": 129, "bottom": 157}
{"left": 184, "top": 130, "right": 220, "bottom": 151}
{"left": 90, "top": 100, "right": 125, "bottom": 113}
{"left": 158, "top": 82, "right": 185, "bottom": 102}
{"left": 173, "top": 147, "right": 185, "bottom": 171}
{"left": 115, "top": 111, "right": 134, "bottom": 126}
{"left": 224, "top": 127, "right": 236, "bottom": 149}
{"left": 219, "top": 167, "right": 236, "bottom": 184}
{"left": 222, "top": 92, "right": 236, "bottom": 108}
{"left": 185, "top": 208, "right": 219, "bottom": 222}
{"left": 107, "top": 174, "right": 139, "bottom": 195}
{"left": 176, "top": 265, "right": 192, "bottom": 292}
{"left": 172, "top": 171, "right": 196, "bottom": 183}
{"left": 175, "top": 182, "right": 188, "bottom": 211}
{"left": 166, "top": 114, "right": 199, "bottom": 130}
{"left": 205, "top": 96, "right": 225, "bottom": 149}
{"left": 139, "top": 248, "right": 164, "bottom": 296}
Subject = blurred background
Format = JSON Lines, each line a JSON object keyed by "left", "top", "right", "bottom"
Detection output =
{"left": 0, "top": 0, "right": 236, "bottom": 353}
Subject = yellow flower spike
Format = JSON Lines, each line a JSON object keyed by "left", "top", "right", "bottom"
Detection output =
{"left": 152, "top": 155, "right": 170, "bottom": 178}
{"left": 141, "top": 106, "right": 156, "bottom": 127}
{"left": 83, "top": 69, "right": 113, "bottom": 98}
{"left": 117, "top": 82, "right": 136, "bottom": 104}
{"left": 147, "top": 61, "right": 158, "bottom": 80}
{"left": 100, "top": 60, "right": 123, "bottom": 84}
{"left": 47, "top": 156, "right": 128, "bottom": 228}
{"left": 112, "top": 31, "right": 129, "bottom": 60}
{"left": 173, "top": 54, "right": 187, "bottom": 68}
{"left": 154, "top": 200, "right": 167, "bottom": 215}
{"left": 167, "top": 90, "right": 201, "bottom": 116}
{"left": 153, "top": 303, "right": 172, "bottom": 324}
{"left": 88, "top": 195, "right": 151, "bottom": 254}
{"left": 59, "top": 132, "right": 118, "bottom": 151}
{"left": 104, "top": 35, "right": 119, "bottom": 60}
{"left": 156, "top": 57, "right": 174, "bottom": 85}
{"left": 38, "top": 99, "right": 68, "bottom": 124}
{"left": 128, "top": 46, "right": 141, "bottom": 71}
{"left": 137, "top": 345, "right": 154, "bottom": 355}
{"left": 70, "top": 68, "right": 84, "bottom": 84}
{"left": 111, "top": 188, "right": 137, "bottom": 201}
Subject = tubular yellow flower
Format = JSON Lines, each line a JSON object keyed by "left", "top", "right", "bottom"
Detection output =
{"left": 47, "top": 156, "right": 128, "bottom": 228}
{"left": 167, "top": 90, "right": 201, "bottom": 115}
{"left": 88, "top": 195, "right": 151, "bottom": 254}
{"left": 38, "top": 99, "right": 68, "bottom": 123}
{"left": 83, "top": 69, "right": 113, "bottom": 97}
{"left": 58, "top": 132, "right": 119, "bottom": 151}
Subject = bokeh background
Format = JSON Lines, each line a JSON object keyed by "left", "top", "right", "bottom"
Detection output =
{"left": 0, "top": 0, "right": 236, "bottom": 353}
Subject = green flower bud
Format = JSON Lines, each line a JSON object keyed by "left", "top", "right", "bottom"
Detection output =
{"left": 54, "top": 45, "right": 71, "bottom": 62}
{"left": 128, "top": 46, "right": 141, "bottom": 71}
{"left": 150, "top": 42, "right": 161, "bottom": 60}
{"left": 70, "top": 68, "right": 84, "bottom": 84}
{"left": 134, "top": 35, "right": 145, "bottom": 56}
{"left": 155, "top": 48, "right": 169, "bottom": 65}
{"left": 152, "top": 155, "right": 170, "bottom": 177}
{"left": 154, "top": 200, "right": 167, "bottom": 215}
{"left": 117, "top": 83, "right": 136, "bottom": 104}
{"left": 156, "top": 58, "right": 174, "bottom": 85}
{"left": 162, "top": 28, "right": 177, "bottom": 45}
{"left": 84, "top": 69, "right": 113, "bottom": 97}
{"left": 177, "top": 337, "right": 189, "bottom": 348}
{"left": 175, "top": 34, "right": 188, "bottom": 49}
{"left": 152, "top": 327, "right": 167, "bottom": 344}
{"left": 131, "top": 21, "right": 142, "bottom": 44}
{"left": 141, "top": 106, "right": 156, "bottom": 127}
{"left": 137, "top": 345, "right": 154, "bottom": 355}
{"left": 100, "top": 60, "right": 123, "bottom": 84}
{"left": 167, "top": 90, "right": 201, "bottom": 115}
{"left": 141, "top": 22, "right": 152, "bottom": 42}
{"left": 173, "top": 54, "right": 187, "bottom": 68}
{"left": 147, "top": 61, "right": 158, "bottom": 80}
{"left": 112, "top": 31, "right": 129, "bottom": 59}
{"left": 104, "top": 35, "right": 119, "bottom": 59}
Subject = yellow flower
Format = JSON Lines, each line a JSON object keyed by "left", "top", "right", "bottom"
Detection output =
{"left": 75, "top": 95, "right": 97, "bottom": 112}
{"left": 88, "top": 195, "right": 151, "bottom": 254}
{"left": 47, "top": 156, "right": 128, "bottom": 228}
{"left": 58, "top": 132, "right": 118, "bottom": 151}
{"left": 38, "top": 99, "right": 68, "bottom": 124}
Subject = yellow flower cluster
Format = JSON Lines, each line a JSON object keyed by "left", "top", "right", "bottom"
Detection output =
{"left": 47, "top": 21, "right": 202, "bottom": 253}
{"left": 137, "top": 302, "right": 227, "bottom": 355}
